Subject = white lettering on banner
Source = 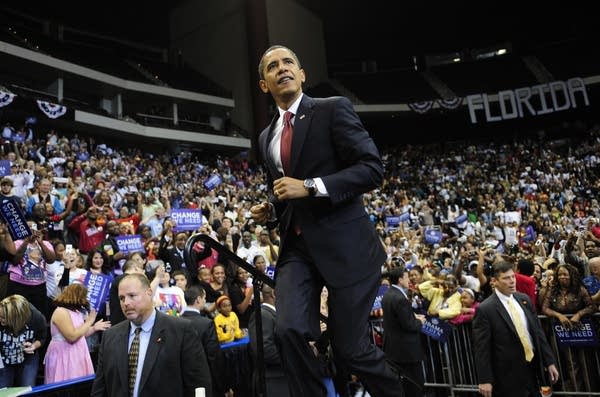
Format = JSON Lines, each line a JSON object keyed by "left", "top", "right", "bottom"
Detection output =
{"left": 467, "top": 77, "right": 590, "bottom": 123}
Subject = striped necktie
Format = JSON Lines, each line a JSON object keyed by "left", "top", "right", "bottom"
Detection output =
{"left": 128, "top": 327, "right": 142, "bottom": 396}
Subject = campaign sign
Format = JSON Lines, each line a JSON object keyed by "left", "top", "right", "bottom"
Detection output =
{"left": 421, "top": 316, "right": 453, "bottom": 343}
{"left": 0, "top": 160, "right": 10, "bottom": 176}
{"left": 204, "top": 174, "right": 222, "bottom": 190}
{"left": 554, "top": 317, "right": 598, "bottom": 348}
{"left": 386, "top": 216, "right": 400, "bottom": 229}
{"left": 372, "top": 285, "right": 389, "bottom": 312}
{"left": 115, "top": 235, "right": 145, "bottom": 254}
{"left": 265, "top": 266, "right": 276, "bottom": 280}
{"left": 0, "top": 199, "right": 32, "bottom": 240}
{"left": 425, "top": 228, "right": 443, "bottom": 245}
{"left": 172, "top": 209, "right": 203, "bottom": 231}
{"left": 455, "top": 214, "right": 468, "bottom": 225}
{"left": 84, "top": 272, "right": 111, "bottom": 312}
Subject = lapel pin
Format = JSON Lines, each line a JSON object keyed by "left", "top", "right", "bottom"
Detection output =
{"left": 299, "top": 114, "right": 305, "bottom": 120}
{"left": 156, "top": 337, "right": 162, "bottom": 343}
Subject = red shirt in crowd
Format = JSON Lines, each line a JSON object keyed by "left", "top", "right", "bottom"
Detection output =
{"left": 515, "top": 272, "right": 537, "bottom": 310}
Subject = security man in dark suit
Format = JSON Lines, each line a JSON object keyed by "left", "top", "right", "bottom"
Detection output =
{"left": 473, "top": 261, "right": 559, "bottom": 397}
{"left": 251, "top": 45, "right": 403, "bottom": 397}
{"left": 382, "top": 266, "right": 426, "bottom": 397}
{"left": 91, "top": 273, "right": 212, "bottom": 397}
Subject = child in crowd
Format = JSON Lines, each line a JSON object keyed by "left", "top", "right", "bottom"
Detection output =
{"left": 214, "top": 295, "right": 244, "bottom": 343}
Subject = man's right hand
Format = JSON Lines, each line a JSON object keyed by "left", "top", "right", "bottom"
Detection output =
{"left": 478, "top": 383, "right": 492, "bottom": 397}
{"left": 250, "top": 202, "right": 273, "bottom": 224}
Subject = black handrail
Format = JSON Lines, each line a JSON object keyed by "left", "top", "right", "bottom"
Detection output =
{"left": 184, "top": 233, "right": 274, "bottom": 397}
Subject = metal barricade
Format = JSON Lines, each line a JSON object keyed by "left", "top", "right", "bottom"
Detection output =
{"left": 370, "top": 313, "right": 600, "bottom": 396}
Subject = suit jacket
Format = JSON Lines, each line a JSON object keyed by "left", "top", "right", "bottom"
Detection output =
{"left": 473, "top": 292, "right": 556, "bottom": 396}
{"left": 180, "top": 310, "right": 224, "bottom": 397}
{"left": 258, "top": 95, "right": 385, "bottom": 288}
{"left": 91, "top": 310, "right": 212, "bottom": 397}
{"left": 382, "top": 286, "right": 424, "bottom": 364}
{"left": 248, "top": 303, "right": 280, "bottom": 366}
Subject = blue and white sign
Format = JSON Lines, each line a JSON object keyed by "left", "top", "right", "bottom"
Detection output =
{"left": 554, "top": 318, "right": 598, "bottom": 348}
{"left": 204, "top": 174, "right": 222, "bottom": 190}
{"left": 0, "top": 199, "right": 32, "bottom": 240}
{"left": 84, "top": 272, "right": 111, "bottom": 312}
{"left": 371, "top": 285, "right": 389, "bottom": 312}
{"left": 171, "top": 209, "right": 203, "bottom": 231}
{"left": 115, "top": 235, "right": 145, "bottom": 254}
{"left": 0, "top": 160, "right": 10, "bottom": 176}
{"left": 265, "top": 266, "right": 276, "bottom": 280}
{"left": 425, "top": 228, "right": 443, "bottom": 245}
{"left": 421, "top": 316, "right": 453, "bottom": 343}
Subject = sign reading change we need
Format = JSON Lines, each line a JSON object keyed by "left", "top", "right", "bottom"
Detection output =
{"left": 172, "top": 209, "right": 203, "bottom": 231}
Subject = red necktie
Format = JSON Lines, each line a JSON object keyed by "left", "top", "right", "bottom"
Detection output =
{"left": 280, "top": 111, "right": 294, "bottom": 175}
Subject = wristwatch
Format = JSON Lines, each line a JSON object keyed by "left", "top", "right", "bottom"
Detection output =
{"left": 303, "top": 178, "right": 317, "bottom": 196}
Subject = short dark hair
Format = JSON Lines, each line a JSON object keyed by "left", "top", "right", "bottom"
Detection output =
{"left": 184, "top": 285, "right": 206, "bottom": 305}
{"left": 517, "top": 259, "right": 535, "bottom": 276}
{"left": 257, "top": 45, "right": 302, "bottom": 80}
{"left": 492, "top": 261, "right": 514, "bottom": 278}
{"left": 387, "top": 266, "right": 407, "bottom": 285}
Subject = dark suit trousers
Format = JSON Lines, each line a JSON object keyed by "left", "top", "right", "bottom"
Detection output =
{"left": 275, "top": 233, "right": 403, "bottom": 397}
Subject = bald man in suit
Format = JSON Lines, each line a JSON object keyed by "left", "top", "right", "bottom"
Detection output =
{"left": 91, "top": 273, "right": 212, "bottom": 397}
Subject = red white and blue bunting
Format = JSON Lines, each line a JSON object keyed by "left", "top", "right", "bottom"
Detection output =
{"left": 408, "top": 101, "right": 434, "bottom": 114}
{"left": 0, "top": 90, "right": 16, "bottom": 108}
{"left": 436, "top": 97, "right": 463, "bottom": 110}
{"left": 408, "top": 97, "right": 464, "bottom": 114}
{"left": 36, "top": 100, "right": 67, "bottom": 119}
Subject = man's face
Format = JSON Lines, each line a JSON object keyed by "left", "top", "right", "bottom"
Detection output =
{"left": 39, "top": 180, "right": 51, "bottom": 193}
{"left": 174, "top": 274, "right": 187, "bottom": 290}
{"left": 119, "top": 277, "right": 153, "bottom": 326}
{"left": 242, "top": 232, "right": 252, "bottom": 247}
{"left": 398, "top": 271, "right": 410, "bottom": 289}
{"left": 259, "top": 48, "right": 305, "bottom": 104}
{"left": 175, "top": 233, "right": 187, "bottom": 249}
{"left": 492, "top": 268, "right": 516, "bottom": 296}
{"left": 259, "top": 232, "right": 270, "bottom": 244}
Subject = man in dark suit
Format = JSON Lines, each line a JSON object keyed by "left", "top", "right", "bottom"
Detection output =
{"left": 91, "top": 273, "right": 212, "bottom": 397}
{"left": 181, "top": 285, "right": 224, "bottom": 397}
{"left": 382, "top": 267, "right": 426, "bottom": 397}
{"left": 473, "top": 261, "right": 559, "bottom": 397}
{"left": 159, "top": 231, "right": 195, "bottom": 278}
{"left": 248, "top": 285, "right": 289, "bottom": 397}
{"left": 251, "top": 45, "right": 403, "bottom": 397}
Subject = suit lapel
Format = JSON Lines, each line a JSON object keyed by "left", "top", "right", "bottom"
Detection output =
{"left": 263, "top": 114, "right": 282, "bottom": 179}
{"left": 138, "top": 312, "right": 166, "bottom": 392}
{"left": 492, "top": 293, "right": 519, "bottom": 336}
{"left": 116, "top": 322, "right": 131, "bottom": 390}
{"left": 289, "top": 96, "right": 315, "bottom": 175}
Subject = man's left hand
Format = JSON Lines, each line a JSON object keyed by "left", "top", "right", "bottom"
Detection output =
{"left": 273, "top": 177, "right": 308, "bottom": 200}
{"left": 547, "top": 364, "right": 559, "bottom": 384}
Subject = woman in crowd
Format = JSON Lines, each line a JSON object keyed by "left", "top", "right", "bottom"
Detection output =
{"left": 44, "top": 284, "right": 110, "bottom": 383}
{"left": 542, "top": 264, "right": 596, "bottom": 391}
{"left": 85, "top": 248, "right": 112, "bottom": 277}
{"left": 418, "top": 274, "right": 462, "bottom": 320}
{"left": 228, "top": 265, "right": 253, "bottom": 329}
{"left": 7, "top": 224, "right": 55, "bottom": 319}
{"left": 0, "top": 294, "right": 47, "bottom": 387}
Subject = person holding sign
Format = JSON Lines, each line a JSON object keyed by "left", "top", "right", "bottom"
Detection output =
{"left": 473, "top": 261, "right": 559, "bottom": 397}
{"left": 44, "top": 284, "right": 110, "bottom": 383}
{"left": 541, "top": 263, "right": 596, "bottom": 392}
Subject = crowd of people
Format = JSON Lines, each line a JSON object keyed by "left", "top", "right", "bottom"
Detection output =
{"left": 0, "top": 118, "right": 599, "bottom": 395}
